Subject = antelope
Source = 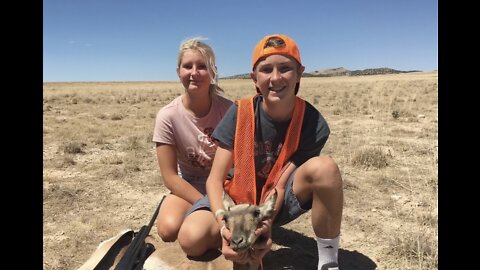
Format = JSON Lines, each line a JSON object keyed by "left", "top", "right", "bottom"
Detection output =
{"left": 221, "top": 190, "right": 277, "bottom": 270}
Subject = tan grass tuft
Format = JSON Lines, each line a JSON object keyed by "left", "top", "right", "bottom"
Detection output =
{"left": 387, "top": 230, "right": 438, "bottom": 269}
{"left": 61, "top": 141, "right": 86, "bottom": 154}
{"left": 351, "top": 146, "right": 388, "bottom": 169}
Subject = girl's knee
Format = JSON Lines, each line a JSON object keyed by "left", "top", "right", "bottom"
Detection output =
{"left": 157, "top": 218, "right": 180, "bottom": 242}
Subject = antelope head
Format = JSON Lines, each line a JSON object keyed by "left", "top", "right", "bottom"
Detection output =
{"left": 222, "top": 190, "right": 277, "bottom": 252}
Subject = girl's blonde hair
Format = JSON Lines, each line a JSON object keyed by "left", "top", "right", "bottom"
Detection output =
{"left": 177, "top": 37, "right": 224, "bottom": 95}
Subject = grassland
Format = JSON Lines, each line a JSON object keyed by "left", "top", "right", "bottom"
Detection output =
{"left": 43, "top": 72, "right": 438, "bottom": 269}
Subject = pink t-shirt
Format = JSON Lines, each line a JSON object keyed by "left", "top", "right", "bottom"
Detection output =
{"left": 152, "top": 95, "right": 232, "bottom": 192}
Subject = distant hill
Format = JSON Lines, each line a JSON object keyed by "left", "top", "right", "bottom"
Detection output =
{"left": 309, "top": 67, "right": 350, "bottom": 76}
{"left": 221, "top": 67, "right": 422, "bottom": 79}
{"left": 221, "top": 73, "right": 251, "bottom": 79}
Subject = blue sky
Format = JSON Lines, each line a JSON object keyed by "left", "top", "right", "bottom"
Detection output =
{"left": 43, "top": 0, "right": 438, "bottom": 82}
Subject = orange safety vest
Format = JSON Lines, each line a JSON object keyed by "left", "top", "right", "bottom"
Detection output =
{"left": 224, "top": 96, "right": 306, "bottom": 205}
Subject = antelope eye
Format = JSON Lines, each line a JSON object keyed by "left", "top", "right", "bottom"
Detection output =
{"left": 253, "top": 209, "right": 260, "bottom": 218}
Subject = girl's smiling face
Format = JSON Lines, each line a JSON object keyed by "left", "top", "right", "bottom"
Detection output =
{"left": 177, "top": 49, "right": 211, "bottom": 93}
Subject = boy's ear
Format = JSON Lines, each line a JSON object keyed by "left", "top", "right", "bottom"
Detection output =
{"left": 298, "top": 65, "right": 305, "bottom": 76}
{"left": 251, "top": 72, "right": 261, "bottom": 94}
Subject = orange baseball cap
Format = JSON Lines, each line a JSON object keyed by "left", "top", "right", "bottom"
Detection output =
{"left": 252, "top": 34, "right": 302, "bottom": 70}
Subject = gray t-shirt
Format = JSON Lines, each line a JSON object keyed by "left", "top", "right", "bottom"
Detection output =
{"left": 212, "top": 95, "right": 330, "bottom": 202}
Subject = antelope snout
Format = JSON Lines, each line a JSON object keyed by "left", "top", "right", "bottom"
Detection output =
{"left": 231, "top": 236, "right": 244, "bottom": 246}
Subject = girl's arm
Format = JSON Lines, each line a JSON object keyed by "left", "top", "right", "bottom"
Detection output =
{"left": 156, "top": 143, "right": 203, "bottom": 204}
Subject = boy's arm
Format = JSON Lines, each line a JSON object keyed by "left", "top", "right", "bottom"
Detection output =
{"left": 206, "top": 145, "right": 234, "bottom": 225}
{"left": 207, "top": 145, "right": 253, "bottom": 263}
{"left": 250, "top": 162, "right": 297, "bottom": 262}
{"left": 271, "top": 161, "right": 297, "bottom": 220}
{"left": 254, "top": 161, "right": 297, "bottom": 242}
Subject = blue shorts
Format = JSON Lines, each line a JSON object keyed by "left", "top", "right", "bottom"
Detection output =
{"left": 180, "top": 172, "right": 207, "bottom": 195}
{"left": 184, "top": 170, "right": 312, "bottom": 226}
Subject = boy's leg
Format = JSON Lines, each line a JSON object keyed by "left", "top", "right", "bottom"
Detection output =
{"left": 292, "top": 155, "right": 343, "bottom": 269}
{"left": 177, "top": 197, "right": 222, "bottom": 257}
{"left": 293, "top": 155, "right": 343, "bottom": 238}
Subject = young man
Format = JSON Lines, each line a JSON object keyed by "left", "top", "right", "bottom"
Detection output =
{"left": 178, "top": 34, "right": 343, "bottom": 270}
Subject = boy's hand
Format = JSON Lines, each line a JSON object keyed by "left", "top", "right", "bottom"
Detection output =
{"left": 250, "top": 219, "right": 273, "bottom": 261}
{"left": 220, "top": 220, "right": 273, "bottom": 264}
{"left": 220, "top": 226, "right": 251, "bottom": 264}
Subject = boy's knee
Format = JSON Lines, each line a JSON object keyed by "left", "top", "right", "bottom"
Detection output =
{"left": 177, "top": 223, "right": 205, "bottom": 256}
{"left": 318, "top": 156, "right": 341, "bottom": 176}
{"left": 306, "top": 156, "right": 342, "bottom": 188}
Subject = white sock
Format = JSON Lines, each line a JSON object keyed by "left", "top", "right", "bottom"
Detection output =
{"left": 316, "top": 235, "right": 340, "bottom": 269}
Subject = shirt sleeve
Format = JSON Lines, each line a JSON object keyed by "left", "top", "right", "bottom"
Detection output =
{"left": 152, "top": 107, "right": 175, "bottom": 145}
{"left": 211, "top": 103, "right": 238, "bottom": 150}
{"left": 290, "top": 102, "right": 330, "bottom": 166}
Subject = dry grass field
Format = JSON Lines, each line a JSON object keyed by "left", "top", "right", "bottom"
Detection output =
{"left": 43, "top": 72, "right": 438, "bottom": 270}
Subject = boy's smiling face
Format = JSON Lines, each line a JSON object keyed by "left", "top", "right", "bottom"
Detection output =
{"left": 251, "top": 54, "right": 304, "bottom": 102}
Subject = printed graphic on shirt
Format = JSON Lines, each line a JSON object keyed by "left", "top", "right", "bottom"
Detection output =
{"left": 186, "top": 127, "right": 217, "bottom": 170}
{"left": 256, "top": 140, "right": 283, "bottom": 179}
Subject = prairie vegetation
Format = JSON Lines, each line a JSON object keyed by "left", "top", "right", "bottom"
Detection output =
{"left": 43, "top": 72, "right": 438, "bottom": 269}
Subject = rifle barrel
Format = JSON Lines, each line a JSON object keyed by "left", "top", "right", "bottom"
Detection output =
{"left": 113, "top": 195, "right": 167, "bottom": 270}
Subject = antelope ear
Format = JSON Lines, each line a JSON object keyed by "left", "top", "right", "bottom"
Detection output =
{"left": 223, "top": 192, "right": 236, "bottom": 210}
{"left": 260, "top": 189, "right": 277, "bottom": 219}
